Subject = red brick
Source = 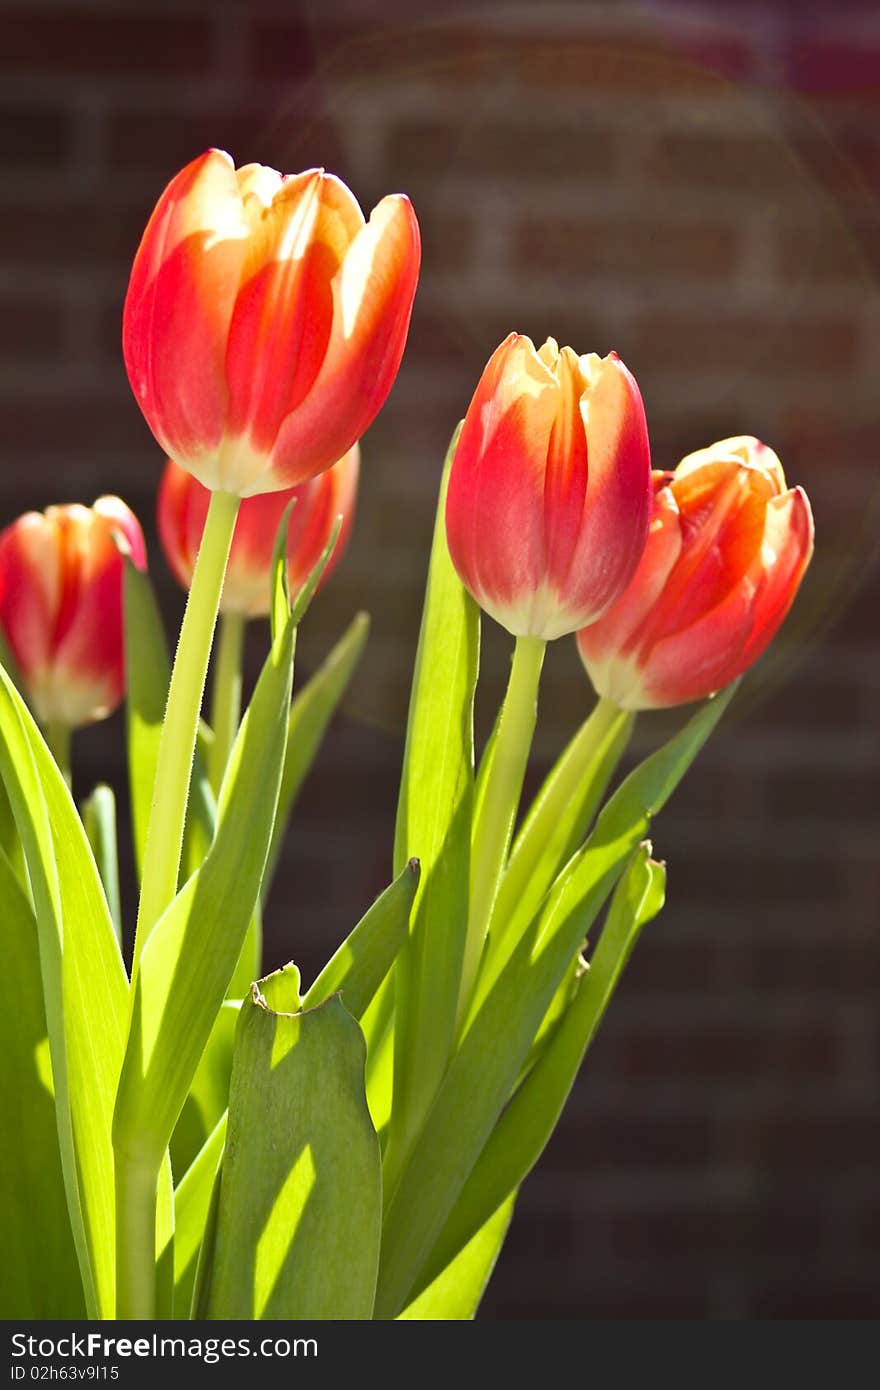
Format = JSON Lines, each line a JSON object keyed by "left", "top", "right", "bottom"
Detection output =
{"left": 564, "top": 1110, "right": 715, "bottom": 1174}
{"left": 106, "top": 106, "right": 347, "bottom": 179}
{"left": 0, "top": 103, "right": 70, "bottom": 168}
{"left": 0, "top": 197, "right": 148, "bottom": 269}
{"left": 0, "top": 300, "right": 64, "bottom": 361}
{"left": 753, "top": 1281, "right": 879, "bottom": 1318}
{"left": 630, "top": 310, "right": 860, "bottom": 375}
{"left": 789, "top": 41, "right": 880, "bottom": 99}
{"left": 647, "top": 132, "right": 804, "bottom": 198}
{"left": 513, "top": 35, "right": 752, "bottom": 95}
{"left": 258, "top": 21, "right": 494, "bottom": 85}
{"left": 739, "top": 938, "right": 880, "bottom": 997}
{"left": 385, "top": 116, "right": 615, "bottom": 185}
{"left": 0, "top": 385, "right": 149, "bottom": 456}
{"left": 0, "top": 11, "right": 214, "bottom": 75}
{"left": 611, "top": 1201, "right": 742, "bottom": 1257}
{"left": 735, "top": 1111, "right": 880, "bottom": 1170}
{"left": 514, "top": 217, "right": 739, "bottom": 281}
{"left": 617, "top": 1020, "right": 840, "bottom": 1086}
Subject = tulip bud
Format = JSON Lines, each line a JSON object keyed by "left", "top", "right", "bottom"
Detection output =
{"left": 123, "top": 149, "right": 420, "bottom": 498}
{"left": 445, "top": 334, "right": 652, "bottom": 640}
{"left": 158, "top": 445, "right": 359, "bottom": 618}
{"left": 0, "top": 497, "right": 146, "bottom": 728}
{"left": 577, "top": 436, "right": 815, "bottom": 709}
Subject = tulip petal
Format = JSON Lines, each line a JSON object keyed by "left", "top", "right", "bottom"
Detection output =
{"left": 123, "top": 150, "right": 249, "bottom": 471}
{"left": 258, "top": 194, "right": 420, "bottom": 491}
{"left": 446, "top": 336, "right": 559, "bottom": 634}
{"left": 577, "top": 478, "right": 682, "bottom": 668}
{"left": 639, "top": 487, "right": 814, "bottom": 707}
{"left": 741, "top": 486, "right": 814, "bottom": 666}
{"left": 223, "top": 172, "right": 366, "bottom": 484}
{"left": 0, "top": 513, "right": 61, "bottom": 676}
{"left": 560, "top": 352, "right": 652, "bottom": 628}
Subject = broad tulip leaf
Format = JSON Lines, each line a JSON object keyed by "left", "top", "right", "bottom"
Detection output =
{"left": 114, "top": 612, "right": 296, "bottom": 1174}
{"left": 363, "top": 977, "right": 395, "bottom": 1135}
{"left": 173, "top": 1113, "right": 227, "bottom": 1318}
{"left": 81, "top": 783, "right": 122, "bottom": 942}
{"left": 397, "top": 1196, "right": 514, "bottom": 1321}
{"left": 302, "top": 858, "right": 420, "bottom": 1019}
{"left": 0, "top": 846, "right": 84, "bottom": 1317}
{"left": 385, "top": 427, "right": 480, "bottom": 1188}
{"left": 487, "top": 697, "right": 633, "bottom": 974}
{"left": 205, "top": 974, "right": 381, "bottom": 1319}
{"left": 170, "top": 1000, "right": 240, "bottom": 1182}
{"left": 376, "top": 682, "right": 737, "bottom": 1317}
{"left": 0, "top": 666, "right": 129, "bottom": 1317}
{"left": 263, "top": 611, "right": 370, "bottom": 902}
{"left": 414, "top": 847, "right": 665, "bottom": 1297}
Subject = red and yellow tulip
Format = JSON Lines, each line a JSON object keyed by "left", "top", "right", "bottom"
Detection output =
{"left": 445, "top": 334, "right": 652, "bottom": 640}
{"left": 158, "top": 445, "right": 359, "bottom": 617}
{"left": 0, "top": 496, "right": 146, "bottom": 728}
{"left": 577, "top": 436, "right": 814, "bottom": 709}
{"left": 123, "top": 150, "right": 420, "bottom": 496}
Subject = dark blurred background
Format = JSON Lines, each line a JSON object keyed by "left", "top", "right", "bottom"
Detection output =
{"left": 2, "top": 0, "right": 878, "bottom": 1318}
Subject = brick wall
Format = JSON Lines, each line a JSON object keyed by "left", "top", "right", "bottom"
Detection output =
{"left": 2, "top": 0, "right": 878, "bottom": 1318}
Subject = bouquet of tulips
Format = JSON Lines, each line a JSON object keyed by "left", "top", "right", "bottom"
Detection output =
{"left": 0, "top": 151, "right": 814, "bottom": 1323}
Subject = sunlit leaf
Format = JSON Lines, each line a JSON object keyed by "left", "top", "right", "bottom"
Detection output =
{"left": 205, "top": 974, "right": 381, "bottom": 1319}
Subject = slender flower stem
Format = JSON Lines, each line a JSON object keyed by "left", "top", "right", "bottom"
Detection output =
{"left": 133, "top": 488, "right": 239, "bottom": 969}
{"left": 456, "top": 634, "right": 545, "bottom": 1027}
{"left": 208, "top": 610, "right": 245, "bottom": 797}
{"left": 45, "top": 720, "right": 72, "bottom": 788}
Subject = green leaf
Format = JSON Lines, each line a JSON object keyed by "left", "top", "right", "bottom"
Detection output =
{"left": 376, "top": 681, "right": 737, "bottom": 1317}
{"left": 385, "top": 426, "right": 480, "bottom": 1189}
{"left": 363, "top": 976, "right": 395, "bottom": 1135}
{"left": 289, "top": 515, "right": 342, "bottom": 627}
{"left": 124, "top": 559, "right": 215, "bottom": 883}
{"left": 302, "top": 858, "right": 420, "bottom": 1020}
{"left": 270, "top": 500, "right": 296, "bottom": 647}
{"left": 263, "top": 611, "right": 370, "bottom": 903}
{"left": 397, "top": 1196, "right": 514, "bottom": 1321}
{"left": 170, "top": 1000, "right": 240, "bottom": 1182}
{"left": 0, "top": 665, "right": 129, "bottom": 1317}
{"left": 114, "top": 613, "right": 296, "bottom": 1174}
{"left": 487, "top": 696, "right": 633, "bottom": 974}
{"left": 205, "top": 975, "right": 381, "bottom": 1319}
{"left": 81, "top": 784, "right": 122, "bottom": 943}
{"left": 0, "top": 846, "right": 84, "bottom": 1316}
{"left": 173, "top": 1113, "right": 227, "bottom": 1319}
{"left": 414, "top": 846, "right": 665, "bottom": 1298}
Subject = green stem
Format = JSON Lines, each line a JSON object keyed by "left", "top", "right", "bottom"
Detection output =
{"left": 45, "top": 720, "right": 72, "bottom": 788}
{"left": 490, "top": 695, "right": 628, "bottom": 955}
{"left": 456, "top": 634, "right": 545, "bottom": 1027}
{"left": 208, "top": 610, "right": 245, "bottom": 797}
{"left": 133, "top": 489, "right": 239, "bottom": 969}
{"left": 114, "top": 1152, "right": 159, "bottom": 1319}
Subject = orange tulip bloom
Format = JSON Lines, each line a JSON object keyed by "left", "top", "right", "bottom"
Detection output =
{"left": 0, "top": 497, "right": 146, "bottom": 727}
{"left": 158, "top": 445, "right": 359, "bottom": 618}
{"left": 123, "top": 150, "right": 420, "bottom": 497}
{"left": 577, "top": 436, "right": 814, "bottom": 709}
{"left": 445, "top": 334, "right": 652, "bottom": 640}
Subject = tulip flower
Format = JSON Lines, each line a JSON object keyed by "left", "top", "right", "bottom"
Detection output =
{"left": 158, "top": 445, "right": 359, "bottom": 619}
{"left": 123, "top": 149, "right": 420, "bottom": 498}
{"left": 577, "top": 436, "right": 814, "bottom": 709}
{"left": 445, "top": 333, "right": 653, "bottom": 642}
{"left": 0, "top": 496, "right": 146, "bottom": 732}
